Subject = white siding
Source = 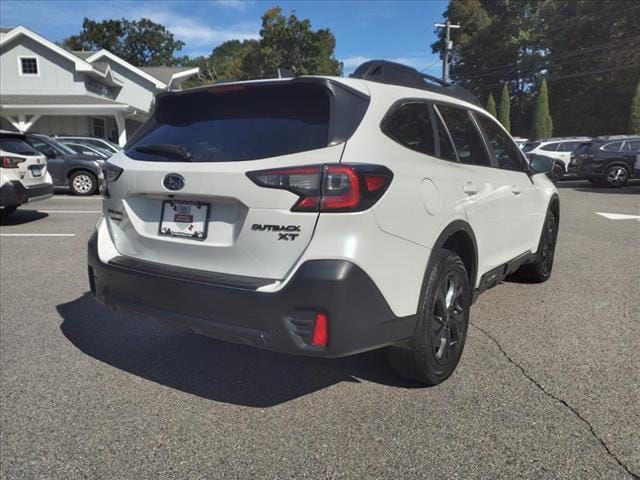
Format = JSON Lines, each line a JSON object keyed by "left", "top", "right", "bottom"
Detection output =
{"left": 99, "top": 59, "right": 156, "bottom": 113}
{"left": 30, "top": 116, "right": 92, "bottom": 136}
{"left": 0, "top": 36, "right": 87, "bottom": 95}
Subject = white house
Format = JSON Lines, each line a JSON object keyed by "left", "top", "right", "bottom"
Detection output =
{"left": 0, "top": 26, "right": 199, "bottom": 146}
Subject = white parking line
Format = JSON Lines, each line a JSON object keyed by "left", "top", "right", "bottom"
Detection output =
{"left": 39, "top": 210, "right": 101, "bottom": 213}
{"left": 0, "top": 233, "right": 76, "bottom": 237}
{"left": 596, "top": 212, "right": 640, "bottom": 221}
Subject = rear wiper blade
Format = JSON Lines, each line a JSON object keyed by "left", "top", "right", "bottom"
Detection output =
{"left": 134, "top": 144, "right": 193, "bottom": 161}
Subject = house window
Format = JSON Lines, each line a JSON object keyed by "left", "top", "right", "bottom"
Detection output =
{"left": 20, "top": 57, "right": 39, "bottom": 75}
{"left": 92, "top": 118, "right": 106, "bottom": 138}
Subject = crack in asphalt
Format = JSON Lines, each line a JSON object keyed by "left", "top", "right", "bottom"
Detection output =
{"left": 470, "top": 322, "right": 639, "bottom": 480}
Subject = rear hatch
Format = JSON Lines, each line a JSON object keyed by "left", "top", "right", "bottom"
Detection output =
{"left": 0, "top": 138, "right": 48, "bottom": 187}
{"left": 105, "top": 79, "right": 369, "bottom": 282}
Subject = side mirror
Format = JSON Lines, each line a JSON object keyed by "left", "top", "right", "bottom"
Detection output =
{"left": 529, "top": 155, "right": 554, "bottom": 174}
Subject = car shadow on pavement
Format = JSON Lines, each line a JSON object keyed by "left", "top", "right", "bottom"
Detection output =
{"left": 58, "top": 293, "right": 420, "bottom": 408}
{"left": 0, "top": 209, "right": 48, "bottom": 225}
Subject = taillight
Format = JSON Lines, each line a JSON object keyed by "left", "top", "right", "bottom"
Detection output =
{"left": 247, "top": 164, "right": 392, "bottom": 212}
{"left": 1, "top": 156, "right": 25, "bottom": 168}
{"left": 99, "top": 162, "right": 123, "bottom": 197}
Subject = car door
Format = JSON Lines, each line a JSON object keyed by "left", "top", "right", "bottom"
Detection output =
{"left": 434, "top": 104, "right": 536, "bottom": 275}
{"left": 473, "top": 112, "right": 546, "bottom": 255}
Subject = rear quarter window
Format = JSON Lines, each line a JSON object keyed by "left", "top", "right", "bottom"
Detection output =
{"left": 381, "top": 101, "right": 436, "bottom": 156}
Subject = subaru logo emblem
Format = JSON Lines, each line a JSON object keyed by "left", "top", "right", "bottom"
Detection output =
{"left": 163, "top": 173, "right": 185, "bottom": 191}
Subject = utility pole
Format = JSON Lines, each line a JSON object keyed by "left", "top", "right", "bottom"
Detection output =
{"left": 435, "top": 20, "right": 460, "bottom": 83}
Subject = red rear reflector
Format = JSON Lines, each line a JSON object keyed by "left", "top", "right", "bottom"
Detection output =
{"left": 310, "top": 312, "right": 328, "bottom": 347}
{"left": 364, "top": 174, "right": 388, "bottom": 192}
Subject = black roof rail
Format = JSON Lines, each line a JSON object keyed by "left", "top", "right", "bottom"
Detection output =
{"left": 349, "top": 60, "right": 480, "bottom": 106}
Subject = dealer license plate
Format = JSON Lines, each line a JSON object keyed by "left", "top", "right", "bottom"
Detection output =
{"left": 159, "top": 200, "right": 210, "bottom": 240}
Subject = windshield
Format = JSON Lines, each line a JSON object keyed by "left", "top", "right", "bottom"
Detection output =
{"left": 36, "top": 135, "right": 76, "bottom": 155}
{"left": 126, "top": 82, "right": 331, "bottom": 162}
{"left": 522, "top": 142, "right": 540, "bottom": 153}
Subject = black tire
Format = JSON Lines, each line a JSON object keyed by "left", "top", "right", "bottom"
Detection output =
{"left": 0, "top": 206, "right": 17, "bottom": 218}
{"left": 69, "top": 170, "right": 98, "bottom": 196}
{"left": 550, "top": 163, "right": 564, "bottom": 183}
{"left": 515, "top": 208, "right": 558, "bottom": 283}
{"left": 603, "top": 165, "right": 629, "bottom": 188}
{"left": 387, "top": 249, "right": 470, "bottom": 386}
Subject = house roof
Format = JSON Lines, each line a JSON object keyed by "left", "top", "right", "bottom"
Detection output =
{"left": 71, "top": 50, "right": 96, "bottom": 60}
{"left": 0, "top": 26, "right": 15, "bottom": 34}
{"left": 0, "top": 95, "right": 126, "bottom": 106}
{"left": 140, "top": 66, "right": 196, "bottom": 85}
{"left": 85, "top": 50, "right": 168, "bottom": 88}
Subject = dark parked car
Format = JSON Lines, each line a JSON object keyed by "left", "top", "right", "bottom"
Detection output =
{"left": 18, "top": 133, "right": 104, "bottom": 195}
{"left": 568, "top": 136, "right": 640, "bottom": 187}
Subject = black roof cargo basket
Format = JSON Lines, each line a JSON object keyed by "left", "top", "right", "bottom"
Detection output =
{"left": 350, "top": 60, "right": 480, "bottom": 106}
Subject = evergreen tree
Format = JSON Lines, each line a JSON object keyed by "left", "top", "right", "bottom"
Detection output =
{"left": 486, "top": 93, "right": 497, "bottom": 117}
{"left": 531, "top": 78, "right": 553, "bottom": 139}
{"left": 498, "top": 84, "right": 511, "bottom": 132}
{"left": 631, "top": 80, "right": 640, "bottom": 134}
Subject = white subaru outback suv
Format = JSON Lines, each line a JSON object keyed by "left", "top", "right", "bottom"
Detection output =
{"left": 88, "top": 61, "right": 559, "bottom": 385}
{"left": 1, "top": 131, "right": 54, "bottom": 217}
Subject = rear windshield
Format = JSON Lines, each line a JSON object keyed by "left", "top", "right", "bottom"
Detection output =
{"left": 0, "top": 138, "right": 39, "bottom": 155}
{"left": 126, "top": 83, "right": 331, "bottom": 162}
{"left": 522, "top": 142, "right": 540, "bottom": 153}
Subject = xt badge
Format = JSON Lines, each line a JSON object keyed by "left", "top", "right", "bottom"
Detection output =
{"left": 252, "top": 224, "right": 301, "bottom": 241}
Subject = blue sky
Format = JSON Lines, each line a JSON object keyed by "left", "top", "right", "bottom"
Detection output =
{"left": 0, "top": 0, "right": 448, "bottom": 74}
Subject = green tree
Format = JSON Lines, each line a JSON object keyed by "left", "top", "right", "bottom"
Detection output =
{"left": 630, "top": 80, "right": 640, "bottom": 134}
{"left": 531, "top": 78, "right": 553, "bottom": 139}
{"left": 63, "top": 17, "right": 184, "bottom": 66}
{"left": 241, "top": 7, "right": 342, "bottom": 79}
{"left": 486, "top": 92, "right": 497, "bottom": 117}
{"left": 498, "top": 83, "right": 511, "bottom": 132}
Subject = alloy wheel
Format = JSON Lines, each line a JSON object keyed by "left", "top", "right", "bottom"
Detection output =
{"left": 72, "top": 174, "right": 94, "bottom": 194}
{"left": 432, "top": 271, "right": 466, "bottom": 365}
{"left": 606, "top": 167, "right": 627, "bottom": 187}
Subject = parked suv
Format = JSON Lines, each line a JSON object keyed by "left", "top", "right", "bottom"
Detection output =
{"left": 523, "top": 137, "right": 591, "bottom": 178}
{"left": 568, "top": 136, "right": 640, "bottom": 187}
{"left": 22, "top": 133, "right": 103, "bottom": 195}
{"left": 0, "top": 132, "right": 53, "bottom": 216}
{"left": 55, "top": 136, "right": 121, "bottom": 154}
{"left": 88, "top": 61, "right": 559, "bottom": 385}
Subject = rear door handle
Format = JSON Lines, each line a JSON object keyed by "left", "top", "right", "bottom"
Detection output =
{"left": 512, "top": 185, "right": 522, "bottom": 195}
{"left": 463, "top": 181, "right": 479, "bottom": 196}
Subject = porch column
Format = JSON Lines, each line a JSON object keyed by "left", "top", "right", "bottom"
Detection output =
{"left": 114, "top": 113, "right": 127, "bottom": 147}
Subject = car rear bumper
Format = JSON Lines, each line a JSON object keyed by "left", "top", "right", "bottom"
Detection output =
{"left": 87, "top": 230, "right": 417, "bottom": 358}
{"left": 0, "top": 181, "right": 53, "bottom": 208}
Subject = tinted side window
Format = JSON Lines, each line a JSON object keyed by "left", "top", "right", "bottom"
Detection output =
{"left": 381, "top": 102, "right": 436, "bottom": 156}
{"left": 475, "top": 114, "right": 525, "bottom": 172}
{"left": 436, "top": 105, "right": 491, "bottom": 167}
{"left": 540, "top": 142, "right": 559, "bottom": 152}
{"left": 626, "top": 140, "right": 640, "bottom": 152}
{"left": 559, "top": 142, "right": 579, "bottom": 152}
{"left": 601, "top": 141, "right": 623, "bottom": 152}
{"left": 24, "top": 137, "right": 57, "bottom": 157}
{"left": 433, "top": 109, "right": 457, "bottom": 162}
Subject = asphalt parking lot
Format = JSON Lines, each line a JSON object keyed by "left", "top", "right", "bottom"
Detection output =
{"left": 1, "top": 181, "right": 639, "bottom": 479}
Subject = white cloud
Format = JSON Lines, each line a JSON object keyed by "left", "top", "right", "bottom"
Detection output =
{"left": 131, "top": 9, "right": 259, "bottom": 49}
{"left": 214, "top": 0, "right": 251, "bottom": 11}
{"left": 341, "top": 56, "right": 372, "bottom": 69}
